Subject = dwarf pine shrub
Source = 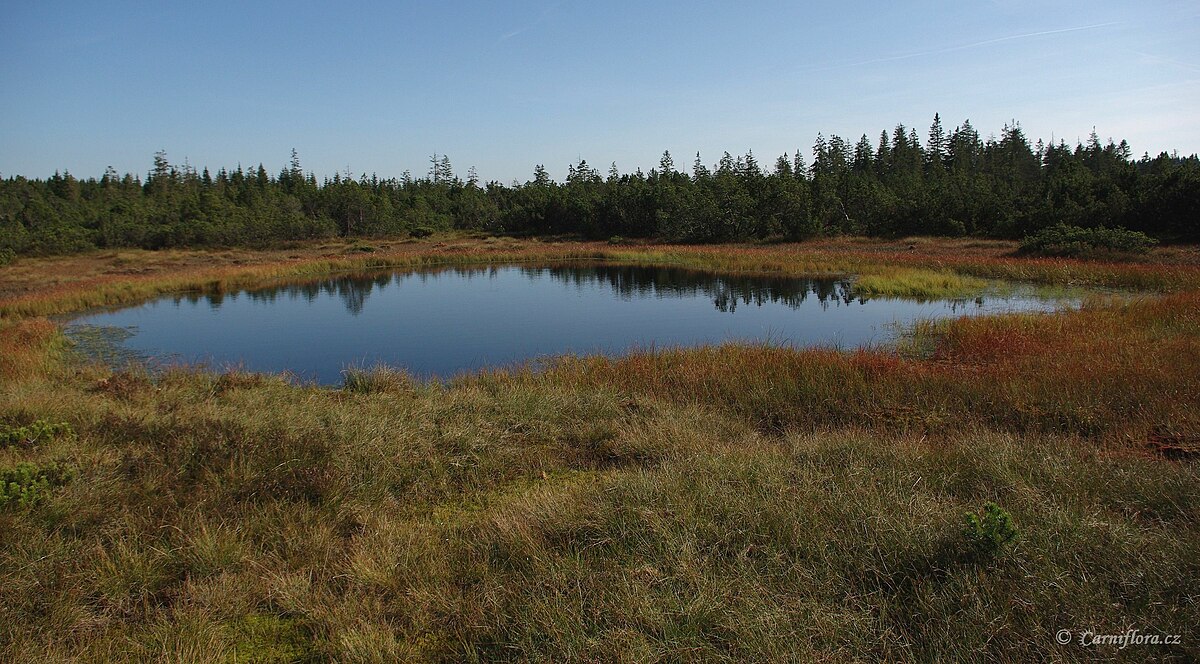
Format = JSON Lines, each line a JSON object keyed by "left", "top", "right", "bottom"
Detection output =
{"left": 0, "top": 461, "right": 75, "bottom": 508}
{"left": 0, "top": 420, "right": 73, "bottom": 448}
{"left": 1020, "top": 224, "right": 1156, "bottom": 258}
{"left": 964, "top": 501, "right": 1018, "bottom": 558}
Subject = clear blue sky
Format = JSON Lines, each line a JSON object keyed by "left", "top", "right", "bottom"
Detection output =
{"left": 2, "top": 1, "right": 1197, "bottom": 183}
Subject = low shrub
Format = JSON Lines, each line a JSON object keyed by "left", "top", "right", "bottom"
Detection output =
{"left": 963, "top": 501, "right": 1018, "bottom": 558}
{"left": 0, "top": 420, "right": 73, "bottom": 448}
{"left": 0, "top": 461, "right": 75, "bottom": 508}
{"left": 1019, "top": 224, "right": 1157, "bottom": 258}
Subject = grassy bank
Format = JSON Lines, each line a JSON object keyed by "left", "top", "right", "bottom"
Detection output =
{"left": 1, "top": 238, "right": 1198, "bottom": 661}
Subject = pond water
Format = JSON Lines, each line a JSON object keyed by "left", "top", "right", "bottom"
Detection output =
{"left": 64, "top": 264, "right": 1066, "bottom": 383}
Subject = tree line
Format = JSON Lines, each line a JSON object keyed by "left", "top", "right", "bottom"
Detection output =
{"left": 2, "top": 116, "right": 1198, "bottom": 256}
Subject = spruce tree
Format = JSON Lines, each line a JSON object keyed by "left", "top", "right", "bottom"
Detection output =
{"left": 927, "top": 113, "right": 946, "bottom": 170}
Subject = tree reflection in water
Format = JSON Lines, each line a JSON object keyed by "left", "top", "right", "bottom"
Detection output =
{"left": 537, "top": 265, "right": 860, "bottom": 312}
{"left": 174, "top": 264, "right": 868, "bottom": 316}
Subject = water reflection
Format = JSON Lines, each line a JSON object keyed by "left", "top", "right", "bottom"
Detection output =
{"left": 180, "top": 273, "right": 395, "bottom": 316}
{"left": 538, "top": 265, "right": 865, "bottom": 313}
{"left": 172, "top": 265, "right": 878, "bottom": 317}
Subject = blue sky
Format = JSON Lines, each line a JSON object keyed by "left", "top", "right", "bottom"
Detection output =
{"left": 2, "top": 1, "right": 1197, "bottom": 183}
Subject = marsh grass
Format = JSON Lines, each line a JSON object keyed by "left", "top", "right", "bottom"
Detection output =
{"left": 1, "top": 238, "right": 1198, "bottom": 661}
{"left": 852, "top": 268, "right": 991, "bottom": 299}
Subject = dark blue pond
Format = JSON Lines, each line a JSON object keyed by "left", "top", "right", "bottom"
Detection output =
{"left": 63, "top": 264, "right": 1065, "bottom": 383}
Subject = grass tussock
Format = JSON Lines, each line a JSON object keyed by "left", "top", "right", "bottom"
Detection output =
{"left": 1, "top": 237, "right": 1198, "bottom": 660}
{"left": 340, "top": 365, "right": 416, "bottom": 395}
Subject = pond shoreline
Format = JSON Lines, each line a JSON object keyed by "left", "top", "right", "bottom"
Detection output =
{"left": 59, "top": 262, "right": 1073, "bottom": 384}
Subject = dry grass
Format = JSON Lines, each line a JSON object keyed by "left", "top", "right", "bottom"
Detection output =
{"left": 1, "top": 236, "right": 1198, "bottom": 661}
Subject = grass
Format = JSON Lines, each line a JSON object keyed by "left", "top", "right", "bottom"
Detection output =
{"left": 1, "top": 235, "right": 1198, "bottom": 661}
{"left": 851, "top": 268, "right": 991, "bottom": 299}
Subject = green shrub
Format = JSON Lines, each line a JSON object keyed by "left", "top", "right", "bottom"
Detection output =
{"left": 0, "top": 248, "right": 15, "bottom": 266}
{"left": 963, "top": 501, "right": 1018, "bottom": 558}
{"left": 0, "top": 420, "right": 74, "bottom": 448}
{"left": 1019, "top": 224, "right": 1157, "bottom": 258}
{"left": 410, "top": 226, "right": 435, "bottom": 238}
{"left": 0, "top": 461, "right": 75, "bottom": 508}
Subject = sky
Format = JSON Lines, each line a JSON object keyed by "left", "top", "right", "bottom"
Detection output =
{"left": 2, "top": 1, "right": 1198, "bottom": 184}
